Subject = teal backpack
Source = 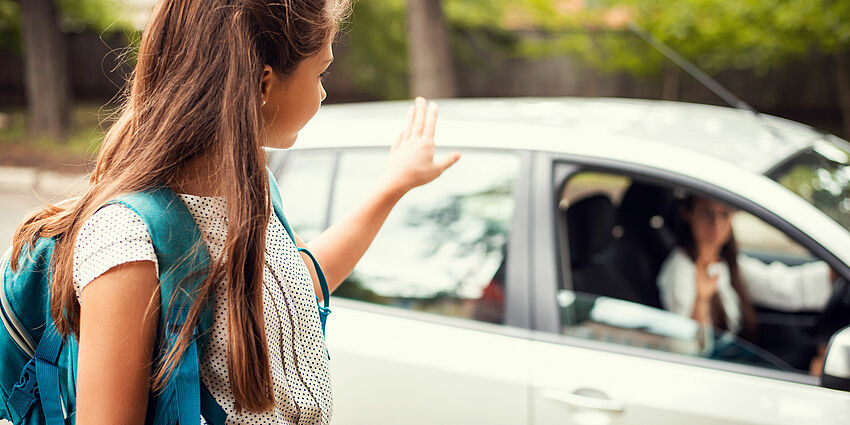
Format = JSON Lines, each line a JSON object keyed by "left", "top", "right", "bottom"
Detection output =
{"left": 0, "top": 171, "right": 330, "bottom": 424}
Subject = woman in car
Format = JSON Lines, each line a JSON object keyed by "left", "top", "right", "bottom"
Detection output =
{"left": 656, "top": 195, "right": 836, "bottom": 342}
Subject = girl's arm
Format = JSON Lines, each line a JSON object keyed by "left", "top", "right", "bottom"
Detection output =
{"left": 77, "top": 260, "right": 159, "bottom": 424}
{"left": 294, "top": 97, "right": 460, "bottom": 297}
{"left": 739, "top": 254, "right": 833, "bottom": 311}
{"left": 658, "top": 249, "right": 698, "bottom": 316}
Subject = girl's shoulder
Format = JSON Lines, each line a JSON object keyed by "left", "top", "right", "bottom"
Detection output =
{"left": 73, "top": 203, "right": 158, "bottom": 299}
{"left": 657, "top": 247, "right": 696, "bottom": 286}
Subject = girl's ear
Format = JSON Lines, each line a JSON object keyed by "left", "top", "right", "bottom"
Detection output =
{"left": 260, "top": 65, "right": 274, "bottom": 105}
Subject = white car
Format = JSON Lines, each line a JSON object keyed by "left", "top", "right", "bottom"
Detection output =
{"left": 268, "top": 98, "right": 850, "bottom": 425}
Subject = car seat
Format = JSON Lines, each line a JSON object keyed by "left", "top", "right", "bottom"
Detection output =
{"left": 564, "top": 194, "right": 641, "bottom": 302}
{"left": 596, "top": 182, "right": 676, "bottom": 308}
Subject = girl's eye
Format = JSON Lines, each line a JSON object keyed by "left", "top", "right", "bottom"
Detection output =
{"left": 319, "top": 70, "right": 330, "bottom": 80}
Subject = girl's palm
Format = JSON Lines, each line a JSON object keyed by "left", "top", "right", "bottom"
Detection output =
{"left": 386, "top": 97, "right": 460, "bottom": 192}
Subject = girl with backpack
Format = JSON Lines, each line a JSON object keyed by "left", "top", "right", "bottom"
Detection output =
{"left": 7, "top": 0, "right": 459, "bottom": 423}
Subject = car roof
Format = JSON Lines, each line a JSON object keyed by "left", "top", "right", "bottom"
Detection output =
{"left": 300, "top": 97, "right": 826, "bottom": 174}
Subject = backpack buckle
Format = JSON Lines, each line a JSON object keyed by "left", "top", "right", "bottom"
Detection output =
{"left": 7, "top": 357, "right": 39, "bottom": 417}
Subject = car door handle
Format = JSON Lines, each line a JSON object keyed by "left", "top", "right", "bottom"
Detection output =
{"left": 540, "top": 388, "right": 626, "bottom": 413}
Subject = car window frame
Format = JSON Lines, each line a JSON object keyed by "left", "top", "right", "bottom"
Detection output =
{"left": 530, "top": 150, "right": 844, "bottom": 386}
{"left": 269, "top": 146, "right": 536, "bottom": 337}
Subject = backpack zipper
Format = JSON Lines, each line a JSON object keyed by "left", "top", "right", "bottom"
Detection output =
{"left": 1, "top": 248, "right": 37, "bottom": 357}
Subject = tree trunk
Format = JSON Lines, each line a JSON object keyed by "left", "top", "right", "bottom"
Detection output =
{"left": 836, "top": 50, "right": 850, "bottom": 140}
{"left": 407, "top": 0, "right": 457, "bottom": 98}
{"left": 20, "top": 0, "right": 70, "bottom": 140}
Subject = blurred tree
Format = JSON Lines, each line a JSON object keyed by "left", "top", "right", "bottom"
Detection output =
{"left": 19, "top": 0, "right": 70, "bottom": 140}
{"left": 2, "top": 0, "right": 128, "bottom": 140}
{"left": 407, "top": 0, "right": 457, "bottom": 97}
{"left": 342, "top": 0, "right": 517, "bottom": 99}
{"left": 340, "top": 0, "right": 408, "bottom": 99}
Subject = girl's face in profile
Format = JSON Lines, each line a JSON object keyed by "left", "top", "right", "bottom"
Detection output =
{"left": 684, "top": 197, "right": 736, "bottom": 253}
{"left": 260, "top": 42, "right": 334, "bottom": 149}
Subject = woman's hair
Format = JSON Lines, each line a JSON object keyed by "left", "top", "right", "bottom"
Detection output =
{"left": 674, "top": 195, "right": 759, "bottom": 341}
{"left": 11, "top": 0, "right": 348, "bottom": 412}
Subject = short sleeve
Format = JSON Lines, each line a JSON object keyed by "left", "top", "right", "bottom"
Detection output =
{"left": 73, "top": 203, "right": 158, "bottom": 301}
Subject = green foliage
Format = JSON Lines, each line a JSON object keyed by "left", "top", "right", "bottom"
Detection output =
{"left": 341, "top": 0, "right": 409, "bottom": 99}
{"left": 0, "top": 0, "right": 132, "bottom": 54}
{"left": 0, "top": 0, "right": 20, "bottom": 52}
{"left": 619, "top": 0, "right": 808, "bottom": 73}
{"left": 527, "top": 0, "right": 850, "bottom": 76}
{"left": 0, "top": 103, "right": 110, "bottom": 159}
{"left": 56, "top": 0, "right": 133, "bottom": 34}
{"left": 329, "top": 0, "right": 850, "bottom": 97}
{"left": 442, "top": 0, "right": 511, "bottom": 29}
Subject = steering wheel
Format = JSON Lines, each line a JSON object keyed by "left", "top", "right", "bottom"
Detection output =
{"left": 813, "top": 276, "right": 850, "bottom": 338}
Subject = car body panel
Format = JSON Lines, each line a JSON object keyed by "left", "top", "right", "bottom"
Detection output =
{"left": 530, "top": 335, "right": 850, "bottom": 425}
{"left": 327, "top": 300, "right": 530, "bottom": 425}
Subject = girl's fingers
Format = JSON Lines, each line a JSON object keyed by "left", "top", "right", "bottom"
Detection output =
{"left": 411, "top": 97, "right": 427, "bottom": 137}
{"left": 424, "top": 101, "right": 438, "bottom": 140}
{"left": 437, "top": 151, "right": 461, "bottom": 173}
{"left": 401, "top": 105, "right": 415, "bottom": 143}
{"left": 392, "top": 131, "right": 403, "bottom": 152}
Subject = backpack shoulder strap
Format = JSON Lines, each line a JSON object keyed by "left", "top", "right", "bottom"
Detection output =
{"left": 109, "top": 187, "right": 224, "bottom": 425}
{"left": 266, "top": 168, "right": 296, "bottom": 242}
{"left": 109, "top": 187, "right": 214, "bottom": 336}
{"left": 266, "top": 169, "right": 331, "bottom": 335}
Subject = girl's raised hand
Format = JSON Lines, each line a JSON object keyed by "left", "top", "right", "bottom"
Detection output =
{"left": 383, "top": 97, "right": 460, "bottom": 194}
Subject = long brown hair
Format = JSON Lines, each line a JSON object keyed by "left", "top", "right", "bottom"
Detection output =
{"left": 11, "top": 0, "right": 348, "bottom": 412}
{"left": 676, "top": 196, "right": 759, "bottom": 341}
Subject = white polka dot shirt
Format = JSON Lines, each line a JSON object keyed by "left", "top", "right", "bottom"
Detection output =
{"left": 73, "top": 194, "right": 333, "bottom": 425}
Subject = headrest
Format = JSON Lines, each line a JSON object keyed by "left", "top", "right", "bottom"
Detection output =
{"left": 617, "top": 182, "right": 673, "bottom": 231}
{"left": 566, "top": 194, "right": 615, "bottom": 266}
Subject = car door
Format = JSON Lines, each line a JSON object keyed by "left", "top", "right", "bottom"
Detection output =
{"left": 270, "top": 147, "right": 535, "bottom": 425}
{"left": 526, "top": 152, "right": 850, "bottom": 425}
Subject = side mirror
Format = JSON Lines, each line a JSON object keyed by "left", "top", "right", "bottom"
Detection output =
{"left": 822, "top": 325, "right": 850, "bottom": 391}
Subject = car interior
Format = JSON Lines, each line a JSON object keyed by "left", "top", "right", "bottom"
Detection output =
{"left": 555, "top": 170, "right": 847, "bottom": 374}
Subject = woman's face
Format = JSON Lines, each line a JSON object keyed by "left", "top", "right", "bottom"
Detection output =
{"left": 684, "top": 197, "right": 735, "bottom": 253}
{"left": 259, "top": 42, "right": 333, "bottom": 149}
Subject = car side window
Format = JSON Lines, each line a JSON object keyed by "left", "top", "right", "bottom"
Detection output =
{"left": 556, "top": 170, "right": 833, "bottom": 375}
{"left": 272, "top": 150, "right": 335, "bottom": 240}
{"left": 329, "top": 149, "right": 518, "bottom": 325}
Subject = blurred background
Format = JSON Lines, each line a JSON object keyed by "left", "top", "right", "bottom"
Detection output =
{"left": 0, "top": 0, "right": 848, "bottom": 173}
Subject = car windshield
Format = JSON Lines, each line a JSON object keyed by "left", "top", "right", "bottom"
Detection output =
{"left": 771, "top": 138, "right": 850, "bottom": 232}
